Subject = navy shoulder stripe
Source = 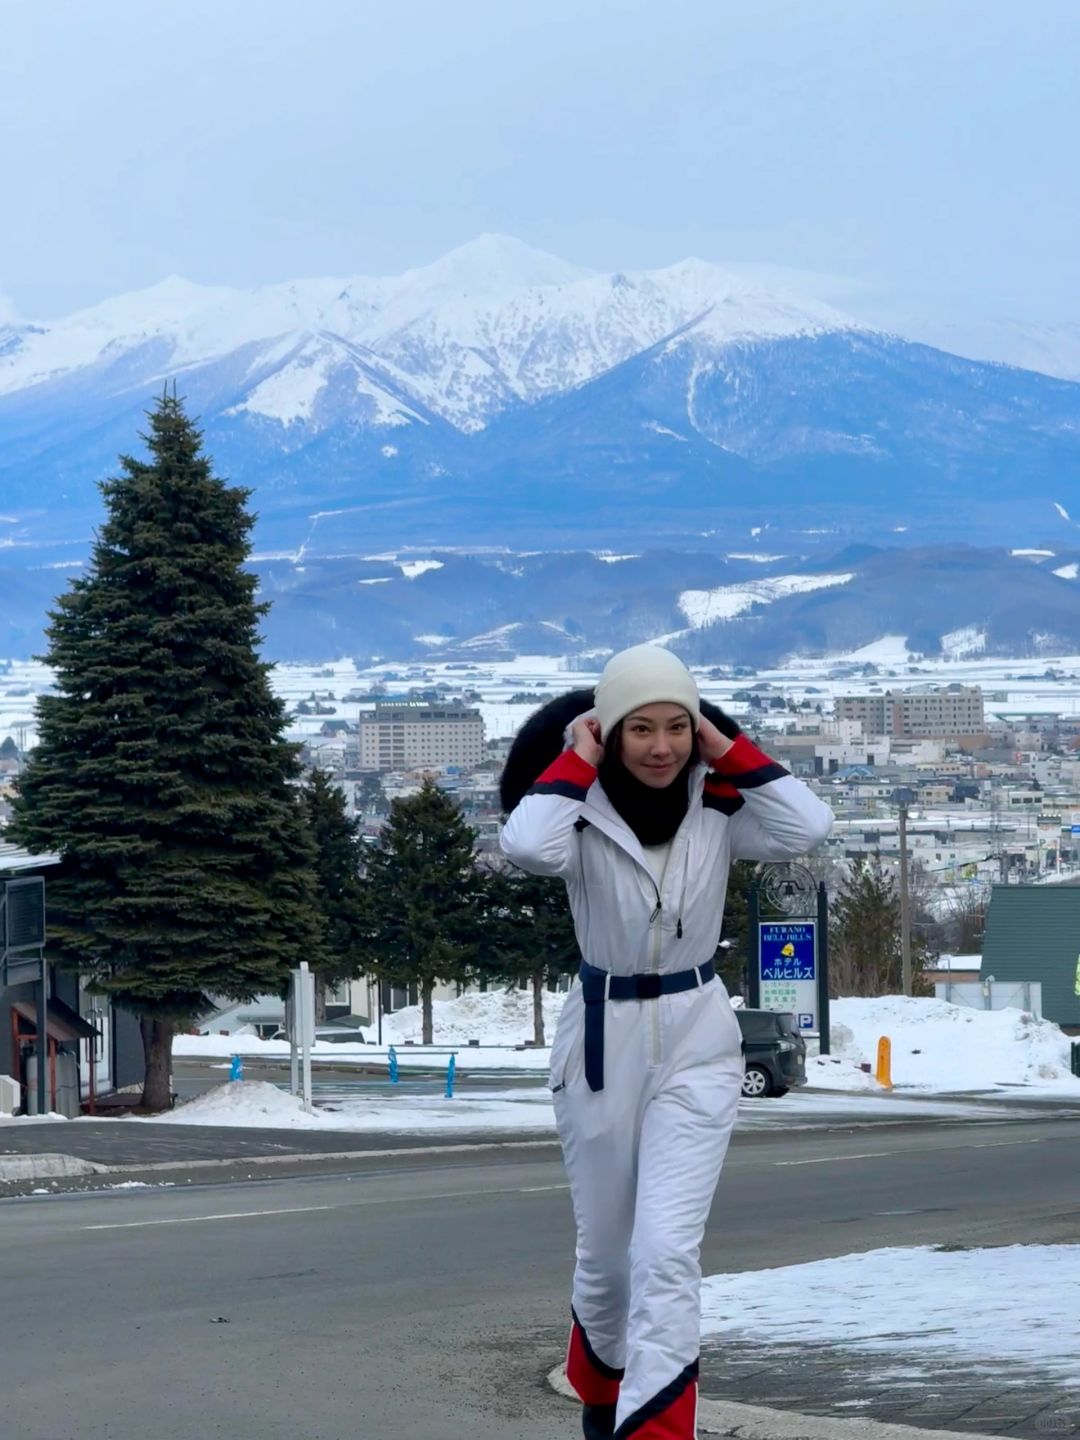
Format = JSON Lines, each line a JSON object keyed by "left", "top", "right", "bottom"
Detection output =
{"left": 728, "top": 760, "right": 788, "bottom": 790}
{"left": 527, "top": 778, "right": 590, "bottom": 801}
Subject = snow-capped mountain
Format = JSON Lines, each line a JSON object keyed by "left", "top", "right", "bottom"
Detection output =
{"left": 1, "top": 234, "right": 1079, "bottom": 571}
{"left": 0, "top": 235, "right": 849, "bottom": 429}
{"left": 897, "top": 316, "right": 1080, "bottom": 384}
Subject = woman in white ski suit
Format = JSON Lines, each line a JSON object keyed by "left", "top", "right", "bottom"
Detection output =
{"left": 500, "top": 645, "right": 833, "bottom": 1440}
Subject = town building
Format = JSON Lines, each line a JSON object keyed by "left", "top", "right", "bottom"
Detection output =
{"left": 0, "top": 840, "right": 143, "bottom": 1114}
{"left": 835, "top": 685, "right": 986, "bottom": 743}
{"left": 353, "top": 701, "right": 485, "bottom": 772}
{"left": 980, "top": 884, "right": 1080, "bottom": 1030}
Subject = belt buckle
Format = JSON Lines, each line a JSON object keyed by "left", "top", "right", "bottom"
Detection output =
{"left": 636, "top": 973, "right": 663, "bottom": 1001}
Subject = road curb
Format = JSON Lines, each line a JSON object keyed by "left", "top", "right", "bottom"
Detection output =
{"left": 547, "top": 1366, "right": 1003, "bottom": 1440}
{"left": 0, "top": 1153, "right": 107, "bottom": 1182}
{"left": 103, "top": 1135, "right": 561, "bottom": 1174}
{"left": 0, "top": 1136, "right": 564, "bottom": 1192}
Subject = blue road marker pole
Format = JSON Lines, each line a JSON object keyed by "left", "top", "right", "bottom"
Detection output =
{"left": 445, "top": 1053, "right": 456, "bottom": 1099}
{"left": 388, "top": 1045, "right": 399, "bottom": 1085}
{"left": 230, "top": 1055, "right": 243, "bottom": 1082}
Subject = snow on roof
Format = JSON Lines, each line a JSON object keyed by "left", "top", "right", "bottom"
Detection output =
{"left": 0, "top": 840, "right": 60, "bottom": 872}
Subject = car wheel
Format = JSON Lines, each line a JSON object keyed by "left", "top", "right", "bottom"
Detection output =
{"left": 741, "top": 1064, "right": 773, "bottom": 1098}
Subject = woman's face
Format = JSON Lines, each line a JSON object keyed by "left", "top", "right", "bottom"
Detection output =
{"left": 618, "top": 703, "right": 694, "bottom": 787}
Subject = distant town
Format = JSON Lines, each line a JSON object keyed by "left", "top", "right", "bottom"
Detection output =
{"left": 6, "top": 648, "right": 1080, "bottom": 1045}
{"left": 269, "top": 672, "right": 1080, "bottom": 891}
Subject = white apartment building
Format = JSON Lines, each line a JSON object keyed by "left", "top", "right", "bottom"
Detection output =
{"left": 354, "top": 702, "right": 485, "bottom": 772}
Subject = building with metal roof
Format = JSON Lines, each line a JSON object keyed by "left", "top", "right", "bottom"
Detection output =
{"left": 981, "top": 884, "right": 1080, "bottom": 1031}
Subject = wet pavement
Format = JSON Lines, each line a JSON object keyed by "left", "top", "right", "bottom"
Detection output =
{"left": 700, "top": 1337, "right": 1080, "bottom": 1437}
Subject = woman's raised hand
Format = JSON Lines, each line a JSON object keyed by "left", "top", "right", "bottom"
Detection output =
{"left": 570, "top": 713, "right": 605, "bottom": 767}
{"left": 697, "top": 713, "right": 735, "bottom": 765}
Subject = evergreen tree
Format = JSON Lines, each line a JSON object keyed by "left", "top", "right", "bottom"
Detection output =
{"left": 0, "top": 736, "right": 17, "bottom": 760}
{"left": 10, "top": 394, "right": 323, "bottom": 1108}
{"left": 479, "top": 864, "right": 579, "bottom": 1046}
{"left": 301, "top": 767, "right": 367, "bottom": 1017}
{"left": 357, "top": 778, "right": 481, "bottom": 1043}
{"left": 830, "top": 854, "right": 931, "bottom": 997}
{"left": 355, "top": 771, "right": 387, "bottom": 816}
{"left": 716, "top": 859, "right": 757, "bottom": 997}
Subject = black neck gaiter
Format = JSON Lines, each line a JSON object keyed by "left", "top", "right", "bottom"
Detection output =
{"left": 598, "top": 728, "right": 699, "bottom": 846}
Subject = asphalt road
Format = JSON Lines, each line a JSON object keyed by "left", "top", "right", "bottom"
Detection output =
{"left": 3, "top": 1113, "right": 1078, "bottom": 1440}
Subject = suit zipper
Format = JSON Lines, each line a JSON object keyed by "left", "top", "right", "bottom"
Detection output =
{"left": 650, "top": 884, "right": 662, "bottom": 1066}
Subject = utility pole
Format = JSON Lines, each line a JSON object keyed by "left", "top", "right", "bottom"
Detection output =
{"left": 898, "top": 802, "right": 912, "bottom": 997}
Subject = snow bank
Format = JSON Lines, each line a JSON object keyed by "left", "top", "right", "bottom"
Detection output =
{"left": 157, "top": 1080, "right": 1018, "bottom": 1136}
{"left": 813, "top": 995, "right": 1080, "bottom": 1093}
{"left": 151, "top": 1079, "right": 557, "bottom": 1134}
{"left": 701, "top": 1245, "right": 1080, "bottom": 1383}
{"left": 381, "top": 987, "right": 566, "bottom": 1046}
{"left": 0, "top": 1111, "right": 69, "bottom": 1125}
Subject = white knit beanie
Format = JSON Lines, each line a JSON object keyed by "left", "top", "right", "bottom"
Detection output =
{"left": 594, "top": 644, "right": 700, "bottom": 740}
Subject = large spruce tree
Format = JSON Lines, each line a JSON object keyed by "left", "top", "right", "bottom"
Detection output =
{"left": 358, "top": 778, "right": 481, "bottom": 1043}
{"left": 11, "top": 394, "right": 323, "bottom": 1108}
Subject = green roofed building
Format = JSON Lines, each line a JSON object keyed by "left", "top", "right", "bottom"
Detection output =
{"left": 981, "top": 884, "right": 1080, "bottom": 1030}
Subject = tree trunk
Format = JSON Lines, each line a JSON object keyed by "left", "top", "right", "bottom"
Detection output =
{"left": 139, "top": 1015, "right": 176, "bottom": 1111}
{"left": 314, "top": 975, "right": 328, "bottom": 1023}
{"left": 532, "top": 969, "right": 545, "bottom": 1047}
{"left": 422, "top": 981, "right": 434, "bottom": 1045}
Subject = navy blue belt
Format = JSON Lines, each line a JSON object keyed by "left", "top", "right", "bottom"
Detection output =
{"left": 578, "top": 959, "right": 715, "bottom": 1093}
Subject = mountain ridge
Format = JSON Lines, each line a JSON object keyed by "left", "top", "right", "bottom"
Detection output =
{"left": 7, "top": 540, "right": 1080, "bottom": 668}
{"left": 2, "top": 235, "right": 1079, "bottom": 574}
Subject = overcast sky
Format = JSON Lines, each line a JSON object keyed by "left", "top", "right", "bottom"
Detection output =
{"left": 1, "top": 0, "right": 1077, "bottom": 325}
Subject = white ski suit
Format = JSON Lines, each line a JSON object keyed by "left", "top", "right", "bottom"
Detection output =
{"left": 501, "top": 735, "right": 833, "bottom": 1439}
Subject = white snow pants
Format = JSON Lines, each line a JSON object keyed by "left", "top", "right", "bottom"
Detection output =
{"left": 550, "top": 977, "right": 745, "bottom": 1439}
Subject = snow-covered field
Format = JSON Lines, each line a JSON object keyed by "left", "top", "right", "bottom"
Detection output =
{"left": 701, "top": 1244, "right": 1080, "bottom": 1386}
{"left": 13, "top": 639, "right": 1080, "bottom": 749}
{"left": 271, "top": 643, "right": 1080, "bottom": 743}
{"left": 677, "top": 572, "right": 854, "bottom": 629}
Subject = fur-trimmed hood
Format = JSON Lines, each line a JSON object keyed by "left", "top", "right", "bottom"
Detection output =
{"left": 499, "top": 688, "right": 741, "bottom": 814}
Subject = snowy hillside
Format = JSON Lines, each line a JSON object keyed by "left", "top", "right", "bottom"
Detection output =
{"left": 10, "top": 539, "right": 1080, "bottom": 664}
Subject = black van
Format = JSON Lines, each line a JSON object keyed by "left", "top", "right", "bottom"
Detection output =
{"left": 736, "top": 1008, "right": 807, "bottom": 1098}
